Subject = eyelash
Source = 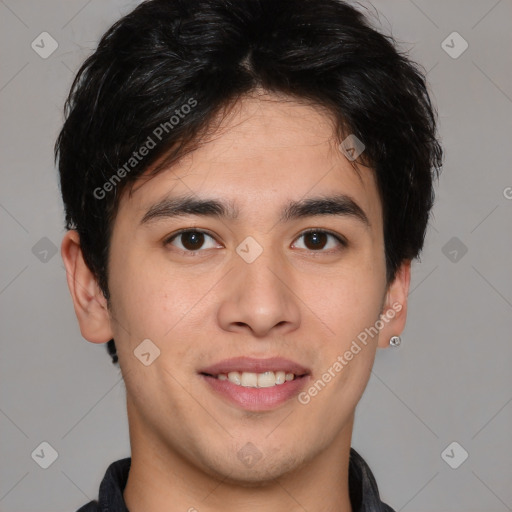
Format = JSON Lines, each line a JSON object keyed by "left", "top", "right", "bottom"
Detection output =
{"left": 163, "top": 228, "right": 347, "bottom": 254}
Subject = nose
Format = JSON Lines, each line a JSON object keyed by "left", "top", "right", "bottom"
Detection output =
{"left": 216, "top": 247, "right": 301, "bottom": 338}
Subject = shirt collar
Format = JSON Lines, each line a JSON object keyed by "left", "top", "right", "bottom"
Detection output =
{"left": 92, "top": 448, "right": 395, "bottom": 512}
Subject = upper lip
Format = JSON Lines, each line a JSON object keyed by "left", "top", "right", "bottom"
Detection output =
{"left": 199, "top": 357, "right": 310, "bottom": 376}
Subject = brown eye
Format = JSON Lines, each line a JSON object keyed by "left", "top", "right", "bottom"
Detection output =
{"left": 293, "top": 230, "right": 346, "bottom": 251}
{"left": 304, "top": 231, "right": 328, "bottom": 250}
{"left": 166, "top": 230, "right": 219, "bottom": 251}
{"left": 180, "top": 231, "right": 205, "bottom": 250}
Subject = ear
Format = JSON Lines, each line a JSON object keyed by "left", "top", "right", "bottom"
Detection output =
{"left": 377, "top": 260, "right": 411, "bottom": 349}
{"left": 61, "top": 230, "right": 114, "bottom": 344}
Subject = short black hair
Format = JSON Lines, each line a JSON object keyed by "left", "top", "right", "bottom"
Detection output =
{"left": 55, "top": 0, "right": 443, "bottom": 365}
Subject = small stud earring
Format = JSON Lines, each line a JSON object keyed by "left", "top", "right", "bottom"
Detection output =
{"left": 389, "top": 335, "right": 401, "bottom": 347}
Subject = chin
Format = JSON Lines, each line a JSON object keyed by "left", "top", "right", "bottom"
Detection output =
{"left": 202, "top": 449, "right": 308, "bottom": 487}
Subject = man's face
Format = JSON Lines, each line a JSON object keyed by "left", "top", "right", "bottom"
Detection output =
{"left": 105, "top": 93, "right": 395, "bottom": 482}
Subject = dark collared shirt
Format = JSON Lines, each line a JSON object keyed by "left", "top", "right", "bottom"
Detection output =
{"left": 76, "top": 447, "right": 395, "bottom": 512}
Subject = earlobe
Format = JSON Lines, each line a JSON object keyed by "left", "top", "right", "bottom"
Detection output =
{"left": 61, "top": 230, "right": 114, "bottom": 344}
{"left": 377, "top": 260, "right": 411, "bottom": 349}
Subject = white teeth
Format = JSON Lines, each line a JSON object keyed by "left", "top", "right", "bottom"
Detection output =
{"left": 241, "top": 372, "right": 258, "bottom": 387}
{"left": 227, "top": 371, "right": 241, "bottom": 385}
{"left": 257, "top": 371, "right": 276, "bottom": 388}
{"left": 275, "top": 371, "right": 286, "bottom": 385}
{"left": 220, "top": 371, "right": 298, "bottom": 387}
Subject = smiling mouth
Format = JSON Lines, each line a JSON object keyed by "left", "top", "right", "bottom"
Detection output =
{"left": 200, "top": 370, "right": 307, "bottom": 388}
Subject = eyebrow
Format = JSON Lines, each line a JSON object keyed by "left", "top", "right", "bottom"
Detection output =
{"left": 140, "top": 194, "right": 370, "bottom": 228}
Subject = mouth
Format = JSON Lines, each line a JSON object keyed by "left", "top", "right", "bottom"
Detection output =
{"left": 198, "top": 357, "right": 311, "bottom": 411}
{"left": 198, "top": 356, "right": 310, "bottom": 379}
{"left": 199, "top": 370, "right": 308, "bottom": 388}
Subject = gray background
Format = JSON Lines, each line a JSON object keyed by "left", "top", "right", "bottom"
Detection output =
{"left": 0, "top": 0, "right": 511, "bottom": 511}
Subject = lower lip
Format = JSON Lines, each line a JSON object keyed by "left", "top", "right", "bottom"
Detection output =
{"left": 200, "top": 374, "right": 310, "bottom": 411}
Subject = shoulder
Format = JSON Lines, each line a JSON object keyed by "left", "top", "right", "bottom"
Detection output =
{"left": 349, "top": 447, "right": 396, "bottom": 512}
{"left": 74, "top": 457, "right": 131, "bottom": 512}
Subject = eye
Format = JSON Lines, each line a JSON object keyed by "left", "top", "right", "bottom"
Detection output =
{"left": 164, "top": 229, "right": 345, "bottom": 253}
{"left": 292, "top": 229, "right": 346, "bottom": 251}
{"left": 165, "top": 230, "right": 220, "bottom": 252}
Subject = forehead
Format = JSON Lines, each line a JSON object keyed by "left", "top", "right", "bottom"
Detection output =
{"left": 117, "top": 93, "right": 382, "bottom": 228}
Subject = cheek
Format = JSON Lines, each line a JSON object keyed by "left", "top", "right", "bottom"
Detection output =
{"left": 108, "top": 248, "right": 217, "bottom": 354}
{"left": 303, "top": 263, "right": 384, "bottom": 343}
{"left": 106, "top": 247, "right": 165, "bottom": 345}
